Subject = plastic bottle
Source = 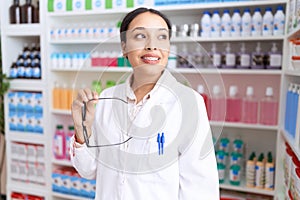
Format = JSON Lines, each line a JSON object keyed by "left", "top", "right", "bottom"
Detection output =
{"left": 231, "top": 9, "right": 242, "bottom": 37}
{"left": 201, "top": 11, "right": 211, "bottom": 37}
{"left": 222, "top": 43, "right": 236, "bottom": 69}
{"left": 21, "top": 0, "right": 34, "bottom": 24}
{"left": 242, "top": 86, "right": 258, "bottom": 124}
{"left": 197, "top": 84, "right": 210, "bottom": 119}
{"left": 53, "top": 125, "right": 66, "bottom": 160}
{"left": 72, "top": 0, "right": 85, "bottom": 11}
{"left": 9, "top": 62, "right": 18, "bottom": 78}
{"left": 232, "top": 139, "right": 244, "bottom": 154}
{"left": 262, "top": 7, "right": 274, "bottom": 36}
{"left": 273, "top": 5, "right": 285, "bottom": 35}
{"left": 290, "top": 85, "right": 299, "bottom": 138}
{"left": 92, "top": 0, "right": 104, "bottom": 10}
{"left": 52, "top": 82, "right": 61, "bottom": 109}
{"left": 265, "top": 152, "right": 275, "bottom": 190}
{"left": 211, "top": 10, "right": 221, "bottom": 37}
{"left": 259, "top": 87, "right": 278, "bottom": 125}
{"left": 210, "top": 85, "right": 226, "bottom": 121}
{"left": 9, "top": 0, "right": 21, "bottom": 24}
{"left": 255, "top": 153, "right": 265, "bottom": 189}
{"left": 208, "top": 43, "right": 221, "bottom": 68}
{"left": 284, "top": 83, "right": 294, "bottom": 134}
{"left": 236, "top": 43, "right": 250, "bottom": 69}
{"left": 226, "top": 85, "right": 242, "bottom": 122}
{"left": 246, "top": 152, "right": 256, "bottom": 188}
{"left": 266, "top": 43, "right": 282, "bottom": 70}
{"left": 177, "top": 45, "right": 189, "bottom": 68}
{"left": 168, "top": 45, "right": 177, "bottom": 69}
{"left": 230, "top": 164, "right": 241, "bottom": 186}
{"left": 251, "top": 42, "right": 265, "bottom": 69}
{"left": 65, "top": 125, "right": 75, "bottom": 160}
{"left": 192, "top": 45, "right": 204, "bottom": 68}
{"left": 16, "top": 51, "right": 25, "bottom": 79}
{"left": 241, "top": 8, "right": 251, "bottom": 37}
{"left": 251, "top": 8, "right": 263, "bottom": 36}
{"left": 217, "top": 163, "right": 226, "bottom": 184}
{"left": 221, "top": 9, "right": 231, "bottom": 37}
{"left": 33, "top": 0, "right": 39, "bottom": 23}
{"left": 61, "top": 83, "right": 70, "bottom": 110}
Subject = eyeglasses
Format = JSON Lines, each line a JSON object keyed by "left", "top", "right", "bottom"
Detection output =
{"left": 82, "top": 97, "right": 132, "bottom": 148}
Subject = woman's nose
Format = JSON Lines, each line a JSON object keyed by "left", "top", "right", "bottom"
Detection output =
{"left": 144, "top": 38, "right": 158, "bottom": 50}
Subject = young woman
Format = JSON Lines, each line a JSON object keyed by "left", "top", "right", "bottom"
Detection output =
{"left": 70, "top": 7, "right": 219, "bottom": 199}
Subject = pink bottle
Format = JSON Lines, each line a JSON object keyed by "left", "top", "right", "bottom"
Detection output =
{"left": 242, "top": 86, "right": 258, "bottom": 124}
{"left": 197, "top": 84, "right": 210, "bottom": 120}
{"left": 226, "top": 85, "right": 242, "bottom": 122}
{"left": 65, "top": 125, "right": 75, "bottom": 160}
{"left": 53, "top": 124, "right": 66, "bottom": 160}
{"left": 259, "top": 87, "right": 279, "bottom": 125}
{"left": 210, "top": 85, "right": 226, "bottom": 121}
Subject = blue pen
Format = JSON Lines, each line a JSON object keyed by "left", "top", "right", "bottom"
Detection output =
{"left": 157, "top": 133, "right": 161, "bottom": 155}
{"left": 161, "top": 132, "right": 165, "bottom": 155}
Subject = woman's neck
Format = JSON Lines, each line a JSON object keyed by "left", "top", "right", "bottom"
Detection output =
{"left": 131, "top": 71, "right": 162, "bottom": 103}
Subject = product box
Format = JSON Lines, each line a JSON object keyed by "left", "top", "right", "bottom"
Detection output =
{"left": 27, "top": 162, "right": 37, "bottom": 183}
{"left": 34, "top": 113, "right": 43, "bottom": 134}
{"left": 24, "top": 92, "right": 34, "bottom": 114}
{"left": 16, "top": 112, "right": 26, "bottom": 132}
{"left": 9, "top": 111, "right": 17, "bottom": 131}
{"left": 8, "top": 92, "right": 17, "bottom": 112}
{"left": 52, "top": 170, "right": 63, "bottom": 192}
{"left": 10, "top": 142, "right": 20, "bottom": 160}
{"left": 27, "top": 144, "right": 37, "bottom": 163}
{"left": 34, "top": 93, "right": 43, "bottom": 114}
{"left": 36, "top": 145, "right": 45, "bottom": 163}
{"left": 61, "top": 170, "right": 73, "bottom": 194}
{"left": 35, "top": 163, "right": 46, "bottom": 185}
{"left": 18, "top": 143, "right": 28, "bottom": 162}
{"left": 70, "top": 173, "right": 81, "bottom": 195}
{"left": 17, "top": 92, "right": 26, "bottom": 113}
{"left": 10, "top": 160, "right": 20, "bottom": 181}
{"left": 18, "top": 161, "right": 28, "bottom": 182}
{"left": 25, "top": 113, "right": 35, "bottom": 133}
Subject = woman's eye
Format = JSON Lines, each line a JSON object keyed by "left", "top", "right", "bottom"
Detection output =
{"left": 135, "top": 33, "right": 146, "bottom": 39}
{"left": 158, "top": 34, "right": 168, "bottom": 40}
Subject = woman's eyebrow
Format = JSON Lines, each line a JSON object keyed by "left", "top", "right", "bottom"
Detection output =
{"left": 131, "top": 27, "right": 169, "bottom": 32}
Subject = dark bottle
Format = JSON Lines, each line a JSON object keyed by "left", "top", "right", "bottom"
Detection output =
{"left": 24, "top": 57, "right": 33, "bottom": 79}
{"left": 9, "top": 0, "right": 21, "bottom": 24}
{"left": 32, "top": 58, "right": 41, "bottom": 79}
{"left": 21, "top": 0, "right": 34, "bottom": 24}
{"left": 9, "top": 62, "right": 18, "bottom": 78}
{"left": 33, "top": 0, "right": 39, "bottom": 23}
{"left": 22, "top": 43, "right": 31, "bottom": 59}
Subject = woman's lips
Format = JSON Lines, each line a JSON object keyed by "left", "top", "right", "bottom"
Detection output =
{"left": 141, "top": 54, "right": 161, "bottom": 64}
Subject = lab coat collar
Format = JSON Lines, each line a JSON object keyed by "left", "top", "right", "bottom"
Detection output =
{"left": 125, "top": 69, "right": 178, "bottom": 103}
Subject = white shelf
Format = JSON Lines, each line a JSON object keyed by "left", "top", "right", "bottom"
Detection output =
{"left": 284, "top": 70, "right": 300, "bottom": 77}
{"left": 8, "top": 182, "right": 47, "bottom": 196}
{"left": 210, "top": 121, "right": 279, "bottom": 131}
{"left": 4, "top": 24, "right": 41, "bottom": 36}
{"left": 6, "top": 131, "right": 46, "bottom": 145}
{"left": 171, "top": 35, "right": 285, "bottom": 43}
{"left": 9, "top": 79, "right": 45, "bottom": 91}
{"left": 47, "top": 0, "right": 287, "bottom": 17}
{"left": 51, "top": 109, "right": 72, "bottom": 115}
{"left": 50, "top": 38, "right": 120, "bottom": 44}
{"left": 51, "top": 67, "right": 132, "bottom": 73}
{"left": 281, "top": 129, "right": 300, "bottom": 160}
{"left": 52, "top": 192, "right": 92, "bottom": 200}
{"left": 220, "top": 181, "right": 275, "bottom": 196}
{"left": 52, "top": 159, "right": 73, "bottom": 167}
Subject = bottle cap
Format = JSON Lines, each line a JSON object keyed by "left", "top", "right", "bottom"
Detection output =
{"left": 246, "top": 86, "right": 254, "bottom": 96}
{"left": 197, "top": 84, "right": 204, "bottom": 94}
{"left": 265, "top": 87, "right": 273, "bottom": 96}
{"left": 229, "top": 85, "right": 238, "bottom": 97}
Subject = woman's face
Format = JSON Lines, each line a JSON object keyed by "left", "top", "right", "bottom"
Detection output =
{"left": 123, "top": 12, "right": 170, "bottom": 72}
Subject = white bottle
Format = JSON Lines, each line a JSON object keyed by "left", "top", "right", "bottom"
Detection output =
{"left": 266, "top": 43, "right": 282, "bottom": 70}
{"left": 209, "top": 43, "right": 221, "bottom": 68}
{"left": 113, "top": 0, "right": 126, "bottom": 10}
{"left": 201, "top": 11, "right": 211, "bottom": 38}
{"left": 223, "top": 43, "right": 236, "bottom": 68}
{"left": 262, "top": 7, "right": 274, "bottom": 36}
{"left": 168, "top": 45, "right": 177, "bottom": 69}
{"left": 251, "top": 8, "right": 263, "bottom": 36}
{"left": 237, "top": 43, "right": 250, "bottom": 69}
{"left": 273, "top": 5, "right": 285, "bottom": 35}
{"left": 92, "top": 0, "right": 104, "bottom": 10}
{"left": 221, "top": 9, "right": 231, "bottom": 37}
{"left": 72, "top": 0, "right": 85, "bottom": 11}
{"left": 231, "top": 9, "right": 242, "bottom": 37}
{"left": 211, "top": 10, "right": 221, "bottom": 37}
{"left": 241, "top": 8, "right": 252, "bottom": 37}
{"left": 54, "top": 0, "right": 66, "bottom": 12}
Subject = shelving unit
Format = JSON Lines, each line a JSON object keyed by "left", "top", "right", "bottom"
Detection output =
{"left": 1, "top": 0, "right": 295, "bottom": 199}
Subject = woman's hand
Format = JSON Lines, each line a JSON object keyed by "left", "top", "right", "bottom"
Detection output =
{"left": 71, "top": 88, "right": 98, "bottom": 144}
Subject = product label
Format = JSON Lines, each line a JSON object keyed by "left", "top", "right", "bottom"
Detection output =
{"left": 54, "top": 135, "right": 63, "bottom": 157}
{"left": 270, "top": 54, "right": 282, "bottom": 67}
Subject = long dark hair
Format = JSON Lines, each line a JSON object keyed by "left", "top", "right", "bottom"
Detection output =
{"left": 120, "top": 7, "right": 172, "bottom": 43}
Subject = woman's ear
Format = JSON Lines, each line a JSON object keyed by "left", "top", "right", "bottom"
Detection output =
{"left": 121, "top": 41, "right": 127, "bottom": 57}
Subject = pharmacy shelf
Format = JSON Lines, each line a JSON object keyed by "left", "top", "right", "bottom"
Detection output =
{"left": 47, "top": 0, "right": 287, "bottom": 17}
{"left": 52, "top": 192, "right": 92, "bottom": 200}
{"left": 51, "top": 109, "right": 72, "bottom": 115}
{"left": 171, "top": 35, "right": 285, "bottom": 43}
{"left": 284, "top": 70, "right": 300, "bottom": 77}
{"left": 52, "top": 159, "right": 72, "bottom": 167}
{"left": 210, "top": 121, "right": 279, "bottom": 131}
{"left": 8, "top": 182, "right": 48, "bottom": 197}
{"left": 9, "top": 79, "right": 45, "bottom": 91}
{"left": 51, "top": 67, "right": 282, "bottom": 75}
{"left": 281, "top": 129, "right": 300, "bottom": 160}
{"left": 7, "top": 131, "right": 46, "bottom": 145}
{"left": 49, "top": 38, "right": 120, "bottom": 44}
{"left": 4, "top": 24, "right": 41, "bottom": 36}
{"left": 220, "top": 180, "right": 275, "bottom": 196}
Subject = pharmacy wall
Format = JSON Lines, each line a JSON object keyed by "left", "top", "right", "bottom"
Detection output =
{"left": 1, "top": 0, "right": 300, "bottom": 200}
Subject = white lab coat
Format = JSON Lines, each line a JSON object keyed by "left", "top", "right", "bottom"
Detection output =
{"left": 70, "top": 70, "right": 219, "bottom": 200}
